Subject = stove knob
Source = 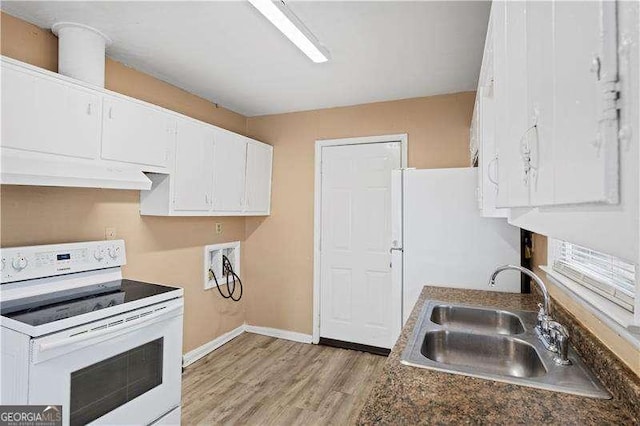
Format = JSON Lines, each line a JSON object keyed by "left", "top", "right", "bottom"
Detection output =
{"left": 108, "top": 246, "right": 120, "bottom": 259}
{"left": 94, "top": 248, "right": 105, "bottom": 261}
{"left": 12, "top": 256, "right": 28, "bottom": 271}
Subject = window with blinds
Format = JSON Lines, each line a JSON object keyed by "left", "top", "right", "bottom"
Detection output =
{"left": 552, "top": 241, "right": 636, "bottom": 312}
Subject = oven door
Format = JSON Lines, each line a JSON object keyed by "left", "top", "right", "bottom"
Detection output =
{"left": 29, "top": 298, "right": 183, "bottom": 426}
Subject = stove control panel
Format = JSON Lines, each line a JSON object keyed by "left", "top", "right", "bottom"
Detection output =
{"left": 1, "top": 240, "right": 126, "bottom": 284}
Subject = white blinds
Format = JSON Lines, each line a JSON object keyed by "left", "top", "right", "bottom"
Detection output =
{"left": 553, "top": 241, "right": 635, "bottom": 312}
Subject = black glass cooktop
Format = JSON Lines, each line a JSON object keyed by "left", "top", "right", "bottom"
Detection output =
{"left": 1, "top": 279, "right": 179, "bottom": 326}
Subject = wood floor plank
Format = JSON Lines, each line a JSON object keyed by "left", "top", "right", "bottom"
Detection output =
{"left": 181, "top": 333, "right": 386, "bottom": 425}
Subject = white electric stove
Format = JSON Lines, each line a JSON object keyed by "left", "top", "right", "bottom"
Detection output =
{"left": 0, "top": 240, "right": 184, "bottom": 426}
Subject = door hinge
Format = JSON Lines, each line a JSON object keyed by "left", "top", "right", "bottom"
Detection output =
{"left": 598, "top": 80, "right": 621, "bottom": 122}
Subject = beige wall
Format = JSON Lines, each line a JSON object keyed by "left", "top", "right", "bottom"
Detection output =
{"left": 0, "top": 12, "right": 248, "bottom": 353}
{"left": 0, "top": 187, "right": 246, "bottom": 353}
{"left": 531, "top": 234, "right": 639, "bottom": 374}
{"left": 243, "top": 93, "right": 476, "bottom": 334}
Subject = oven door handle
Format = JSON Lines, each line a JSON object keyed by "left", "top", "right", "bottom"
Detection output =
{"left": 38, "top": 304, "right": 183, "bottom": 353}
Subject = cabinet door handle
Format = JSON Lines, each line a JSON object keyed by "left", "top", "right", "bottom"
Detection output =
{"left": 487, "top": 156, "right": 499, "bottom": 187}
{"left": 108, "top": 107, "right": 113, "bottom": 119}
{"left": 86, "top": 103, "right": 92, "bottom": 115}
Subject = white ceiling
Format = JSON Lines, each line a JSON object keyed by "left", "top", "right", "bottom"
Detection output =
{"left": 2, "top": 1, "right": 490, "bottom": 116}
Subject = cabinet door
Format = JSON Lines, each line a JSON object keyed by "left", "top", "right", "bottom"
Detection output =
{"left": 526, "top": 0, "right": 555, "bottom": 206}
{"left": 552, "top": 1, "right": 618, "bottom": 204}
{"left": 479, "top": 90, "right": 507, "bottom": 218}
{"left": 1, "top": 66, "right": 37, "bottom": 152}
{"left": 502, "top": 0, "right": 530, "bottom": 207}
{"left": 102, "top": 95, "right": 173, "bottom": 168}
{"left": 1, "top": 66, "right": 100, "bottom": 159}
{"left": 212, "top": 130, "right": 247, "bottom": 212}
{"left": 492, "top": 1, "right": 510, "bottom": 208}
{"left": 65, "top": 87, "right": 101, "bottom": 159}
{"left": 173, "top": 120, "right": 214, "bottom": 211}
{"left": 245, "top": 141, "right": 273, "bottom": 213}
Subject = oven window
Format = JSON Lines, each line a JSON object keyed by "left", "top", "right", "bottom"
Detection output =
{"left": 70, "top": 338, "right": 164, "bottom": 426}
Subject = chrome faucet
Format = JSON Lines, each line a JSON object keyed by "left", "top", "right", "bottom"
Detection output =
{"left": 489, "top": 265, "right": 571, "bottom": 365}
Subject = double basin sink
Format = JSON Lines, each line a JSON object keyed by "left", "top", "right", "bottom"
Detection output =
{"left": 401, "top": 301, "right": 610, "bottom": 399}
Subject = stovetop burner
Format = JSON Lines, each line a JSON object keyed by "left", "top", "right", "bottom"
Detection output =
{"left": 1, "top": 279, "right": 178, "bottom": 327}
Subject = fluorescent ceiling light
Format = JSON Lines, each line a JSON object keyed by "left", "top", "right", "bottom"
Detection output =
{"left": 248, "top": 0, "right": 330, "bottom": 63}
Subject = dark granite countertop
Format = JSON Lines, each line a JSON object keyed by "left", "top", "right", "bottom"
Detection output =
{"left": 357, "top": 286, "right": 639, "bottom": 425}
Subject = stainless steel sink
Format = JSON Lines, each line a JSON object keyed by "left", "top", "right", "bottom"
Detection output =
{"left": 422, "top": 330, "right": 546, "bottom": 378}
{"left": 401, "top": 300, "right": 610, "bottom": 399}
{"left": 430, "top": 304, "right": 525, "bottom": 335}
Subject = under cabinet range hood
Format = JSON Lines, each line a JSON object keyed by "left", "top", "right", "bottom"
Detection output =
{"left": 0, "top": 23, "right": 154, "bottom": 191}
{"left": 0, "top": 156, "right": 152, "bottom": 190}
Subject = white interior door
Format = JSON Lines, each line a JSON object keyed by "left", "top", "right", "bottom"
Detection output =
{"left": 320, "top": 141, "right": 401, "bottom": 349}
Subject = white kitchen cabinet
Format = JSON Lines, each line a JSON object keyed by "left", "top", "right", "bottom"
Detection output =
{"left": 1, "top": 64, "right": 100, "bottom": 160}
{"left": 499, "top": 0, "right": 530, "bottom": 208}
{"left": 525, "top": 0, "right": 555, "bottom": 206}
{"left": 477, "top": 88, "right": 507, "bottom": 218}
{"left": 173, "top": 119, "right": 215, "bottom": 211}
{"left": 212, "top": 130, "right": 247, "bottom": 212}
{"left": 491, "top": 0, "right": 509, "bottom": 209}
{"left": 551, "top": 0, "right": 619, "bottom": 205}
{"left": 488, "top": 0, "right": 619, "bottom": 209}
{"left": 140, "top": 121, "right": 272, "bottom": 216}
{"left": 472, "top": 9, "right": 508, "bottom": 220}
{"left": 101, "top": 94, "right": 175, "bottom": 170}
{"left": 245, "top": 141, "right": 273, "bottom": 214}
{"left": 0, "top": 56, "right": 272, "bottom": 216}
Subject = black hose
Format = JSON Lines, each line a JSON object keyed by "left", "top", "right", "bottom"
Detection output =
{"left": 209, "top": 255, "right": 243, "bottom": 302}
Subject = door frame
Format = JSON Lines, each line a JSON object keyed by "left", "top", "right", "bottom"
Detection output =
{"left": 312, "top": 134, "right": 408, "bottom": 344}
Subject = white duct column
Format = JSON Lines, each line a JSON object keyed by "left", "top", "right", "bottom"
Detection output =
{"left": 51, "top": 22, "right": 111, "bottom": 87}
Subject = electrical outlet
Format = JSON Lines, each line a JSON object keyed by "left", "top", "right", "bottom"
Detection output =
{"left": 215, "top": 223, "right": 223, "bottom": 235}
{"left": 105, "top": 227, "right": 116, "bottom": 240}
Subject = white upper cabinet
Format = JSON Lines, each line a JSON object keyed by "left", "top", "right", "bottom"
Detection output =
{"left": 488, "top": 0, "right": 619, "bottom": 209}
{"left": 1, "top": 56, "right": 273, "bottom": 216}
{"left": 525, "top": 0, "right": 555, "bottom": 206}
{"left": 245, "top": 141, "right": 273, "bottom": 214}
{"left": 477, "top": 88, "right": 507, "bottom": 218}
{"left": 140, "top": 124, "right": 272, "bottom": 216}
{"left": 101, "top": 94, "right": 175, "bottom": 170}
{"left": 173, "top": 119, "right": 215, "bottom": 211}
{"left": 491, "top": 0, "right": 509, "bottom": 208}
{"left": 552, "top": 1, "right": 619, "bottom": 205}
{"left": 472, "top": 11, "right": 508, "bottom": 219}
{"left": 1, "top": 64, "right": 100, "bottom": 160}
{"left": 212, "top": 130, "right": 247, "bottom": 212}
{"left": 501, "top": 0, "right": 530, "bottom": 208}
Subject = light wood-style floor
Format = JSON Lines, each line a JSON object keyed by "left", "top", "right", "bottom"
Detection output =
{"left": 181, "top": 333, "right": 386, "bottom": 425}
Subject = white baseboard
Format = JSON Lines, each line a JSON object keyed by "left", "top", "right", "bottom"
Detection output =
{"left": 182, "top": 324, "right": 245, "bottom": 367}
{"left": 182, "top": 324, "right": 313, "bottom": 367}
{"left": 244, "top": 325, "right": 313, "bottom": 344}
